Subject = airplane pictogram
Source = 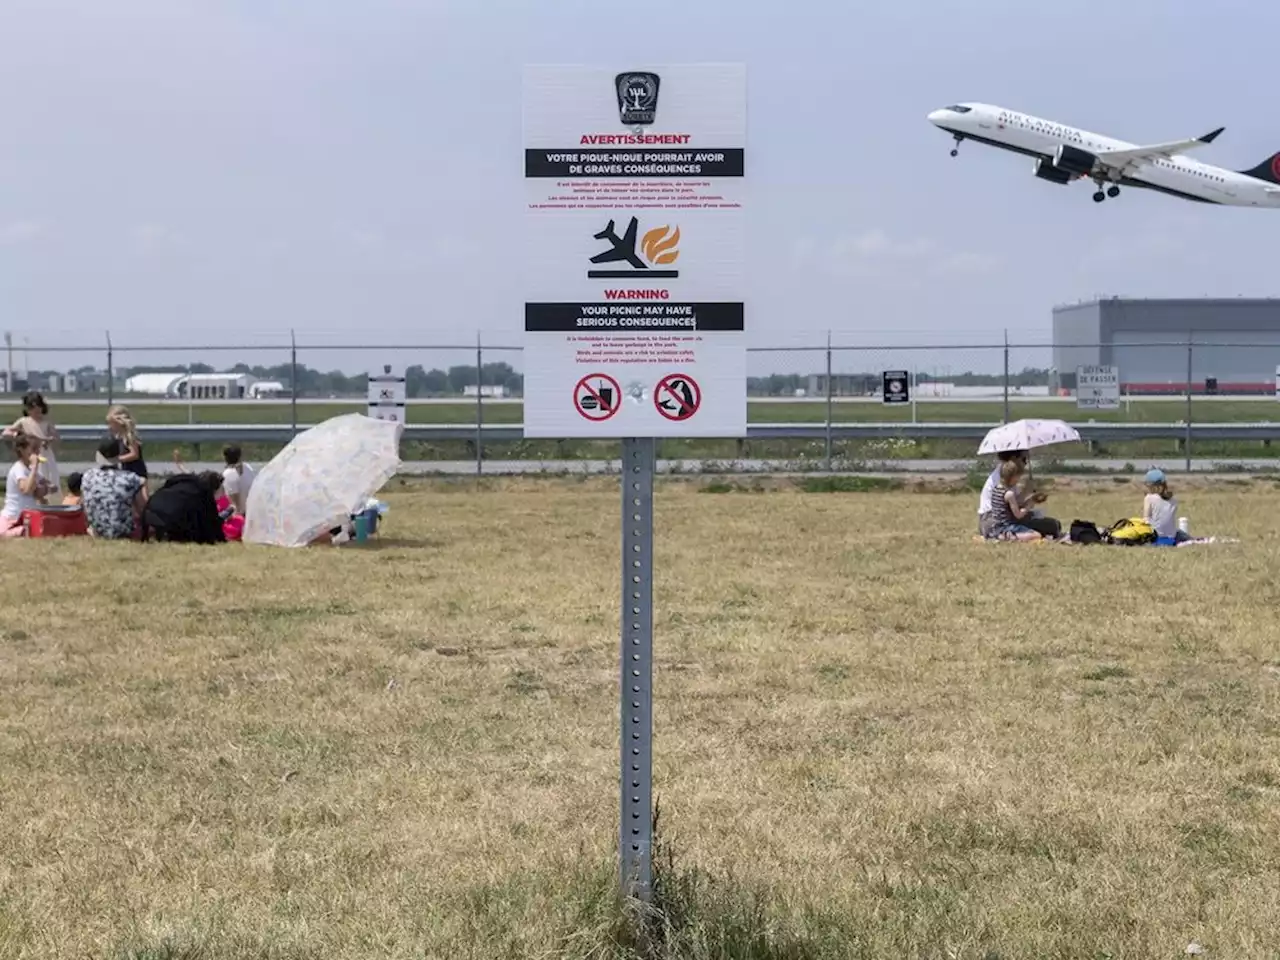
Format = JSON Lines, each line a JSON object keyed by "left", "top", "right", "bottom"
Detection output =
{"left": 590, "top": 218, "right": 647, "bottom": 270}
{"left": 587, "top": 216, "right": 680, "bottom": 279}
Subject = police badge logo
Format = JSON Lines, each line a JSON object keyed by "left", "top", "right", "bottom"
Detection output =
{"left": 615, "top": 72, "right": 660, "bottom": 126}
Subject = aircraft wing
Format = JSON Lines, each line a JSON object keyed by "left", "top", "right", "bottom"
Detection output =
{"left": 1094, "top": 127, "right": 1224, "bottom": 172}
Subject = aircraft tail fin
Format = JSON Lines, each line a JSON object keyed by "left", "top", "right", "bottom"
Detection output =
{"left": 1239, "top": 152, "right": 1280, "bottom": 184}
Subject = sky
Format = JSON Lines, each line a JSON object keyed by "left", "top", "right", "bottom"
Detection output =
{"left": 2, "top": 0, "right": 1278, "bottom": 377}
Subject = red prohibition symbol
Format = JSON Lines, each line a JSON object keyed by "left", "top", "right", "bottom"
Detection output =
{"left": 653, "top": 373, "right": 701, "bottom": 421}
{"left": 574, "top": 372, "right": 621, "bottom": 421}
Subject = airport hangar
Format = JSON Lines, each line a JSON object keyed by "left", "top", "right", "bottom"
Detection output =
{"left": 1052, "top": 297, "right": 1280, "bottom": 395}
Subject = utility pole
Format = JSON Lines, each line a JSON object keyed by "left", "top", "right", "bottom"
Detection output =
{"left": 3, "top": 331, "right": 11, "bottom": 395}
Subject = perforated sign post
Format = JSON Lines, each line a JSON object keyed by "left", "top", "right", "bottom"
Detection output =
{"left": 523, "top": 63, "right": 747, "bottom": 901}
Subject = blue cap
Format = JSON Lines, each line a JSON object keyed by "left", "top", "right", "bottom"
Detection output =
{"left": 1145, "top": 468, "right": 1166, "bottom": 484}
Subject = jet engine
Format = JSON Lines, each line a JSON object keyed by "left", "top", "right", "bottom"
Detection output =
{"left": 1053, "top": 144, "right": 1098, "bottom": 176}
{"left": 1033, "top": 157, "right": 1073, "bottom": 184}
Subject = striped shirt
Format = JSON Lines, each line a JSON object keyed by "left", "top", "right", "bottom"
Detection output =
{"left": 987, "top": 482, "right": 1017, "bottom": 530}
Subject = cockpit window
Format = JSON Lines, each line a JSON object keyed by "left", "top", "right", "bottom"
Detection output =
{"left": 943, "top": 104, "right": 972, "bottom": 113}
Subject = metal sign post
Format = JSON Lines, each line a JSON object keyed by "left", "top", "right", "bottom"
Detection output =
{"left": 619, "top": 436, "right": 655, "bottom": 898}
{"left": 521, "top": 62, "right": 747, "bottom": 904}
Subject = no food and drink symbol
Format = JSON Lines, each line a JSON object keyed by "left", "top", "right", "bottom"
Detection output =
{"left": 654, "top": 373, "right": 700, "bottom": 421}
{"left": 574, "top": 373, "right": 621, "bottom": 421}
{"left": 882, "top": 369, "right": 910, "bottom": 404}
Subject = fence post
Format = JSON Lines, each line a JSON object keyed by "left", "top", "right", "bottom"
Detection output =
{"left": 187, "top": 362, "right": 194, "bottom": 425}
{"left": 106, "top": 331, "right": 114, "bottom": 405}
{"left": 290, "top": 329, "right": 298, "bottom": 438}
{"left": 1185, "top": 334, "right": 1193, "bottom": 472}
{"left": 1002, "top": 329, "right": 1010, "bottom": 424}
{"left": 824, "top": 331, "right": 833, "bottom": 470}
{"left": 475, "top": 332, "right": 483, "bottom": 477}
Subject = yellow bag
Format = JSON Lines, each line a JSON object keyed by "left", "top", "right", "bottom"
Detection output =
{"left": 1103, "top": 517, "right": 1157, "bottom": 545}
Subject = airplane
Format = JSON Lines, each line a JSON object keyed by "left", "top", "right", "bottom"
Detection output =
{"left": 591, "top": 216, "right": 647, "bottom": 268}
{"left": 927, "top": 102, "right": 1280, "bottom": 207}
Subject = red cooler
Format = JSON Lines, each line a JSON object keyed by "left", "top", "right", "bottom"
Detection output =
{"left": 22, "top": 506, "right": 89, "bottom": 538}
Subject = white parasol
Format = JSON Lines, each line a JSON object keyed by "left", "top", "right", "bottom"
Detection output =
{"left": 243, "top": 413, "right": 403, "bottom": 548}
{"left": 977, "top": 418, "right": 1081, "bottom": 456}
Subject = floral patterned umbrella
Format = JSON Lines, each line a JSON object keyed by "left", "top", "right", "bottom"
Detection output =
{"left": 243, "top": 413, "right": 403, "bottom": 548}
{"left": 977, "top": 418, "right": 1081, "bottom": 455}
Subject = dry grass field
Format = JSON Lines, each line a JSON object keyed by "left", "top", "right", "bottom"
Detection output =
{"left": 2, "top": 475, "right": 1279, "bottom": 959}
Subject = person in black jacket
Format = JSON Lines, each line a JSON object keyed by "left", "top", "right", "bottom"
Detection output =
{"left": 142, "top": 471, "right": 226, "bottom": 544}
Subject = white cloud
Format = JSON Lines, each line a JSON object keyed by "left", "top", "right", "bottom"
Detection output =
{"left": 0, "top": 220, "right": 48, "bottom": 245}
{"left": 840, "top": 228, "right": 935, "bottom": 259}
{"left": 1075, "top": 225, "right": 1186, "bottom": 270}
{"left": 350, "top": 229, "right": 385, "bottom": 250}
{"left": 128, "top": 223, "right": 186, "bottom": 252}
{"left": 934, "top": 250, "right": 1003, "bottom": 275}
{"left": 808, "top": 228, "right": 999, "bottom": 280}
{"left": 809, "top": 228, "right": 934, "bottom": 278}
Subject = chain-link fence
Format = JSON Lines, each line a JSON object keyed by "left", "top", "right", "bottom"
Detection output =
{"left": 4, "top": 333, "right": 1280, "bottom": 472}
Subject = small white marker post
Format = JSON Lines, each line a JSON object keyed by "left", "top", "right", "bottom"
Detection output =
{"left": 522, "top": 62, "right": 747, "bottom": 902}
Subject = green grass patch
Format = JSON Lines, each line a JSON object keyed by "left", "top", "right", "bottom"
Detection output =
{"left": 797, "top": 475, "right": 903, "bottom": 493}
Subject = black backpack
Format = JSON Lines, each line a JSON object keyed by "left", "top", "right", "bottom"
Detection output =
{"left": 1069, "top": 519, "right": 1103, "bottom": 544}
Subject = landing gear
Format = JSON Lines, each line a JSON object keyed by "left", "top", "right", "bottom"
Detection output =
{"left": 1090, "top": 176, "right": 1122, "bottom": 203}
{"left": 950, "top": 134, "right": 963, "bottom": 157}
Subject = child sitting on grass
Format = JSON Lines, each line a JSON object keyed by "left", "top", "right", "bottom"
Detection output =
{"left": 1141, "top": 468, "right": 1190, "bottom": 545}
{"left": 986, "top": 458, "right": 1042, "bottom": 542}
{"left": 62, "top": 471, "right": 83, "bottom": 507}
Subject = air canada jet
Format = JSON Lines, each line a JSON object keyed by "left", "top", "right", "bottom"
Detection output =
{"left": 928, "top": 102, "right": 1280, "bottom": 206}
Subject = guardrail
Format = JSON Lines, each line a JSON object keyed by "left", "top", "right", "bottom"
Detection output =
{"left": 53, "top": 421, "right": 1280, "bottom": 444}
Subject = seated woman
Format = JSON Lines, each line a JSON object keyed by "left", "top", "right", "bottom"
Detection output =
{"left": 985, "top": 458, "right": 1043, "bottom": 542}
{"left": 171, "top": 450, "right": 243, "bottom": 541}
{"left": 1014, "top": 461, "right": 1062, "bottom": 540}
{"left": 141, "top": 470, "right": 227, "bottom": 544}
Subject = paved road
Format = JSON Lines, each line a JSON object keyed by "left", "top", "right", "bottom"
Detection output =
{"left": 54, "top": 457, "right": 1280, "bottom": 477}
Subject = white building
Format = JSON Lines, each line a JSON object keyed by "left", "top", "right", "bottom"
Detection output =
{"left": 462, "top": 384, "right": 507, "bottom": 398}
{"left": 125, "top": 372, "right": 187, "bottom": 396}
{"left": 176, "top": 373, "right": 257, "bottom": 399}
{"left": 248, "top": 380, "right": 286, "bottom": 398}
{"left": 123, "top": 371, "right": 258, "bottom": 399}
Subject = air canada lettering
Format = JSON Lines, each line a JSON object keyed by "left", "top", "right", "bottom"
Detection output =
{"left": 604, "top": 289, "right": 670, "bottom": 300}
